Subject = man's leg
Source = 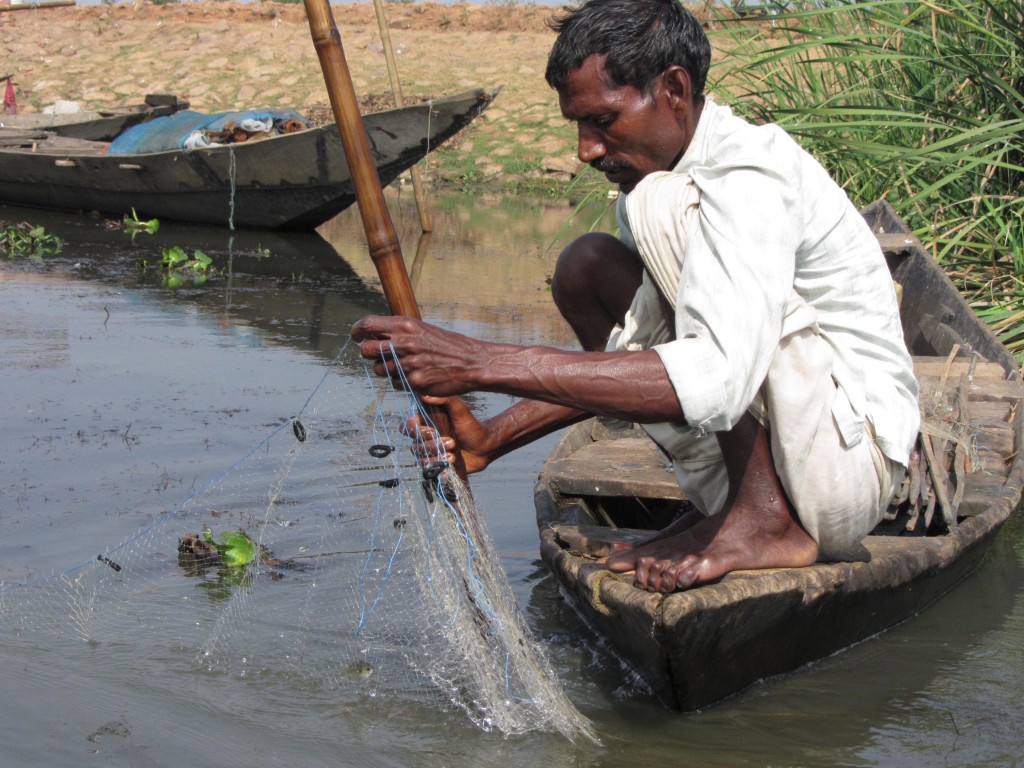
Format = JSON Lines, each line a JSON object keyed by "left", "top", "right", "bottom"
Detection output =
{"left": 554, "top": 232, "right": 819, "bottom": 591}
{"left": 606, "top": 412, "right": 819, "bottom": 592}
{"left": 604, "top": 319, "right": 891, "bottom": 592}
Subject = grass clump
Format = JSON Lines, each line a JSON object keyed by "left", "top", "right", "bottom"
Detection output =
{"left": 708, "top": 0, "right": 1024, "bottom": 358}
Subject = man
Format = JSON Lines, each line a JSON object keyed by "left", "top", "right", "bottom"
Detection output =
{"left": 353, "top": 0, "right": 919, "bottom": 593}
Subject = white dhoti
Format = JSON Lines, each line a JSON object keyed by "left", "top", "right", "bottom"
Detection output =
{"left": 608, "top": 175, "right": 905, "bottom": 561}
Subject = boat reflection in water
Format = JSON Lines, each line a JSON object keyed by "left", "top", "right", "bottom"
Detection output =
{"left": 0, "top": 188, "right": 609, "bottom": 362}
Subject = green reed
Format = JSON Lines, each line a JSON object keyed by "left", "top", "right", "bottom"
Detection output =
{"left": 708, "top": 0, "right": 1024, "bottom": 357}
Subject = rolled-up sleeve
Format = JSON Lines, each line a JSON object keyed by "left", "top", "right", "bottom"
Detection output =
{"left": 624, "top": 148, "right": 802, "bottom": 432}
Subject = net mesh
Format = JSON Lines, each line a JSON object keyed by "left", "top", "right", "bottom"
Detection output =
{"left": 0, "top": 341, "right": 595, "bottom": 743}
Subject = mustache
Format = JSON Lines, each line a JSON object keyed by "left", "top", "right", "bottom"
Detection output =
{"left": 590, "top": 158, "right": 633, "bottom": 175}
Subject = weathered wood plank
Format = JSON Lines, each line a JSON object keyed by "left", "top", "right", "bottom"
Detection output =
{"left": 917, "top": 376, "right": 1024, "bottom": 403}
{"left": 876, "top": 232, "right": 922, "bottom": 253}
{"left": 912, "top": 356, "right": 1009, "bottom": 380}
{"left": 959, "top": 472, "right": 1010, "bottom": 516}
{"left": 544, "top": 436, "right": 683, "bottom": 499}
{"left": 971, "top": 419, "right": 1016, "bottom": 457}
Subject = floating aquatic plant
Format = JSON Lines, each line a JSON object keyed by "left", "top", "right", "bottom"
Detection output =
{"left": 0, "top": 221, "right": 63, "bottom": 259}
{"left": 159, "top": 246, "right": 217, "bottom": 287}
{"left": 123, "top": 209, "right": 160, "bottom": 238}
{"left": 201, "top": 526, "right": 259, "bottom": 568}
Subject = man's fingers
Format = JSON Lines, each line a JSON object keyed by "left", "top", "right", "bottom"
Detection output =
{"left": 400, "top": 415, "right": 456, "bottom": 466}
{"left": 351, "top": 315, "right": 385, "bottom": 341}
{"left": 351, "top": 314, "right": 421, "bottom": 342}
{"left": 351, "top": 314, "right": 399, "bottom": 341}
{"left": 352, "top": 317, "right": 402, "bottom": 363}
{"left": 360, "top": 339, "right": 397, "bottom": 363}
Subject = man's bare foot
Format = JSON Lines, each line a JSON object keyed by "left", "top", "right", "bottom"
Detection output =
{"left": 603, "top": 508, "right": 705, "bottom": 557}
{"left": 606, "top": 412, "right": 819, "bottom": 593}
{"left": 605, "top": 498, "right": 818, "bottom": 592}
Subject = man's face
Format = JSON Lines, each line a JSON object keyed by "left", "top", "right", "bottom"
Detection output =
{"left": 558, "top": 54, "right": 688, "bottom": 194}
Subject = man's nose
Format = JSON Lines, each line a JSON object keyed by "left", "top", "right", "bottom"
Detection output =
{"left": 577, "top": 124, "right": 605, "bottom": 164}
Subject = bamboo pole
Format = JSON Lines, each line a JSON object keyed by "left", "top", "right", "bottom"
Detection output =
{"left": 370, "top": 0, "right": 432, "bottom": 233}
{"left": 302, "top": 0, "right": 469, "bottom": 484}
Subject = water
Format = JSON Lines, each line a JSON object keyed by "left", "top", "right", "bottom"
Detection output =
{"left": 2, "top": 194, "right": 1023, "bottom": 766}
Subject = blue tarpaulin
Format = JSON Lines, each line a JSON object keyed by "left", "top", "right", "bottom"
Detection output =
{"left": 107, "top": 108, "right": 310, "bottom": 154}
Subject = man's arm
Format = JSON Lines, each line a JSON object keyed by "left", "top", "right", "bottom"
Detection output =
{"left": 353, "top": 315, "right": 684, "bottom": 424}
{"left": 422, "top": 395, "right": 588, "bottom": 473}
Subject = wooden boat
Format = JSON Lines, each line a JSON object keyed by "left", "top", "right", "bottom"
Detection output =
{"left": 0, "top": 94, "right": 189, "bottom": 142}
{"left": 535, "top": 200, "right": 1024, "bottom": 711}
{"left": 0, "top": 89, "right": 493, "bottom": 230}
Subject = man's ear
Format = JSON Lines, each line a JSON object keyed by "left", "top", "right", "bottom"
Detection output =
{"left": 661, "top": 65, "right": 693, "bottom": 113}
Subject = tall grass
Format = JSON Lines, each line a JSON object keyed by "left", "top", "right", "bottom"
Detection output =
{"left": 707, "top": 0, "right": 1024, "bottom": 358}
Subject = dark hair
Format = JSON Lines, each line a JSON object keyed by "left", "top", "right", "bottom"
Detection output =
{"left": 545, "top": 0, "right": 711, "bottom": 100}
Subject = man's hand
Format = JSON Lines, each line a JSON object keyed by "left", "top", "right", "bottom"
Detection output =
{"left": 353, "top": 314, "right": 683, "bottom": 425}
{"left": 352, "top": 315, "right": 489, "bottom": 397}
{"left": 404, "top": 395, "right": 497, "bottom": 474}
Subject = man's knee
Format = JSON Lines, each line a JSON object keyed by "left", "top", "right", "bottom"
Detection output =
{"left": 551, "top": 233, "right": 620, "bottom": 307}
{"left": 551, "top": 232, "right": 644, "bottom": 335}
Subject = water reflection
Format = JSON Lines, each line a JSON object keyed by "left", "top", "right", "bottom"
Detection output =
{"left": 2, "top": 188, "right": 601, "bottom": 353}
{"left": 319, "top": 189, "right": 600, "bottom": 346}
{"left": 1, "top": 204, "right": 386, "bottom": 360}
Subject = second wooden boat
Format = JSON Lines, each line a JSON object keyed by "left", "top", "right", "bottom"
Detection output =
{"left": 0, "top": 89, "right": 493, "bottom": 230}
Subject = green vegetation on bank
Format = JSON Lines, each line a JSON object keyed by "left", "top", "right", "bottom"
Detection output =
{"left": 708, "top": 0, "right": 1024, "bottom": 359}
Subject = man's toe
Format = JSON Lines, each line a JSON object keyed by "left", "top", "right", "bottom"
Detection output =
{"left": 605, "top": 551, "right": 637, "bottom": 573}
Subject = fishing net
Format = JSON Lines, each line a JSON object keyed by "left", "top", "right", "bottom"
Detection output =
{"left": 0, "top": 340, "right": 595, "bottom": 743}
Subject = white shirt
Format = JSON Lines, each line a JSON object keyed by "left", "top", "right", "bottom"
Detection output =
{"left": 609, "top": 98, "right": 919, "bottom": 466}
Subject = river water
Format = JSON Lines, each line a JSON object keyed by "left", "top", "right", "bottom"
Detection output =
{"left": 1, "top": 193, "right": 1023, "bottom": 767}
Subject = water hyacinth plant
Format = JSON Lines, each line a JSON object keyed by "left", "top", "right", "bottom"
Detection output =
{"left": 123, "top": 209, "right": 160, "bottom": 238}
{"left": 0, "top": 221, "right": 63, "bottom": 259}
{"left": 158, "top": 246, "right": 217, "bottom": 288}
{"left": 708, "top": 0, "right": 1024, "bottom": 359}
{"left": 201, "top": 526, "right": 259, "bottom": 568}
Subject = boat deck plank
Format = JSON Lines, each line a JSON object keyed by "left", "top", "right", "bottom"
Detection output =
{"left": 543, "top": 436, "right": 683, "bottom": 500}
{"left": 544, "top": 355, "right": 1024, "bottom": 509}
